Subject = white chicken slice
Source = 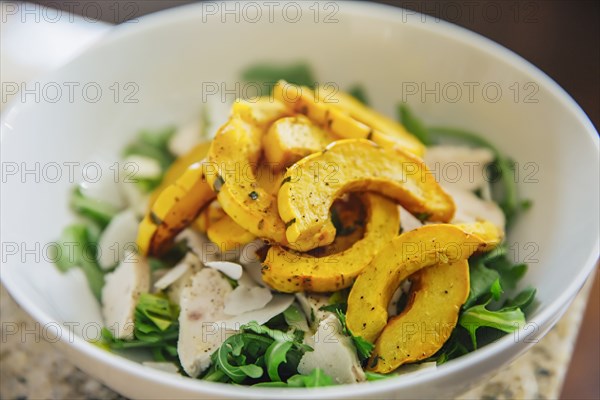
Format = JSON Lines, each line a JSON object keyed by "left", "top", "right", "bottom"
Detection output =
{"left": 178, "top": 268, "right": 234, "bottom": 378}
{"left": 445, "top": 185, "right": 506, "bottom": 231}
{"left": 425, "top": 145, "right": 494, "bottom": 191}
{"left": 101, "top": 252, "right": 150, "bottom": 339}
{"left": 166, "top": 252, "right": 202, "bottom": 305}
{"left": 298, "top": 314, "right": 365, "bottom": 384}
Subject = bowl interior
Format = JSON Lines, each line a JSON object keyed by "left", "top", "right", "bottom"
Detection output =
{"left": 2, "top": 1, "right": 598, "bottom": 398}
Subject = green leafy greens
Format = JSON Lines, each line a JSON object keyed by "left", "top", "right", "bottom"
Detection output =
{"left": 241, "top": 62, "right": 316, "bottom": 96}
{"left": 202, "top": 320, "right": 324, "bottom": 386}
{"left": 347, "top": 85, "right": 370, "bottom": 105}
{"left": 52, "top": 223, "right": 105, "bottom": 300}
{"left": 428, "top": 245, "right": 536, "bottom": 362}
{"left": 102, "top": 293, "right": 180, "bottom": 363}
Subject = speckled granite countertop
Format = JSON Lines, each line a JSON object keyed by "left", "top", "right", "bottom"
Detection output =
{"left": 0, "top": 279, "right": 593, "bottom": 400}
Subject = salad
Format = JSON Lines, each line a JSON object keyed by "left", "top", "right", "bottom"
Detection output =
{"left": 54, "top": 64, "right": 535, "bottom": 386}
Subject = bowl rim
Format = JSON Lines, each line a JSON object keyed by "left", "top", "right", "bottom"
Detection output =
{"left": 2, "top": 0, "right": 599, "bottom": 398}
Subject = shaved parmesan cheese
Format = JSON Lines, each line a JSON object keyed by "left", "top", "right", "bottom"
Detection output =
{"left": 298, "top": 315, "right": 365, "bottom": 384}
{"left": 237, "top": 271, "right": 259, "bottom": 288}
{"left": 204, "top": 261, "right": 243, "bottom": 280}
{"left": 224, "top": 285, "right": 273, "bottom": 316}
{"left": 153, "top": 261, "right": 190, "bottom": 291}
{"left": 220, "top": 294, "right": 294, "bottom": 330}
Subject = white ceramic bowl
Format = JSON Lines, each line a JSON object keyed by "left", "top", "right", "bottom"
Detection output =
{"left": 2, "top": 2, "right": 598, "bottom": 399}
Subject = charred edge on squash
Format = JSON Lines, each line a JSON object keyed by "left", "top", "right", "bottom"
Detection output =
{"left": 285, "top": 218, "right": 297, "bottom": 228}
{"left": 214, "top": 175, "right": 225, "bottom": 193}
{"left": 280, "top": 176, "right": 292, "bottom": 187}
{"left": 149, "top": 212, "right": 163, "bottom": 226}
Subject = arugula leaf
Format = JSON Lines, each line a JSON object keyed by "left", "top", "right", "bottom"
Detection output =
{"left": 398, "top": 104, "right": 431, "bottom": 145}
{"left": 464, "top": 261, "right": 500, "bottom": 308}
{"left": 504, "top": 287, "right": 537, "bottom": 312}
{"left": 53, "top": 224, "right": 105, "bottom": 300}
{"left": 319, "top": 303, "right": 347, "bottom": 314}
{"left": 215, "top": 333, "right": 270, "bottom": 383}
{"left": 241, "top": 62, "right": 316, "bottom": 95}
{"left": 334, "top": 310, "right": 375, "bottom": 362}
{"left": 347, "top": 85, "right": 370, "bottom": 105}
{"left": 265, "top": 340, "right": 294, "bottom": 381}
{"left": 428, "top": 330, "right": 470, "bottom": 365}
{"left": 489, "top": 259, "right": 528, "bottom": 292}
{"left": 241, "top": 321, "right": 295, "bottom": 343}
{"left": 288, "top": 368, "right": 334, "bottom": 387}
{"left": 459, "top": 302, "right": 525, "bottom": 349}
{"left": 207, "top": 321, "right": 314, "bottom": 385}
{"left": 490, "top": 278, "right": 504, "bottom": 301}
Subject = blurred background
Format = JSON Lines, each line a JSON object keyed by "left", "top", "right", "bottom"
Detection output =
{"left": 14, "top": 0, "right": 600, "bottom": 398}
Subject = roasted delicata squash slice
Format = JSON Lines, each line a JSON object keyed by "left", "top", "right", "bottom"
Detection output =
{"left": 149, "top": 141, "right": 212, "bottom": 206}
{"left": 278, "top": 139, "right": 455, "bottom": 251}
{"left": 263, "top": 115, "right": 337, "bottom": 168}
{"left": 262, "top": 193, "right": 399, "bottom": 292}
{"left": 346, "top": 221, "right": 502, "bottom": 343}
{"left": 137, "top": 160, "right": 215, "bottom": 256}
{"left": 196, "top": 164, "right": 281, "bottom": 244}
{"left": 206, "top": 113, "right": 288, "bottom": 244}
{"left": 191, "top": 200, "right": 226, "bottom": 233}
{"left": 314, "top": 85, "right": 426, "bottom": 156}
{"left": 207, "top": 213, "right": 257, "bottom": 253}
{"left": 255, "top": 162, "right": 287, "bottom": 196}
{"left": 272, "top": 80, "right": 425, "bottom": 156}
{"left": 232, "top": 96, "right": 290, "bottom": 131}
{"left": 369, "top": 260, "right": 470, "bottom": 373}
